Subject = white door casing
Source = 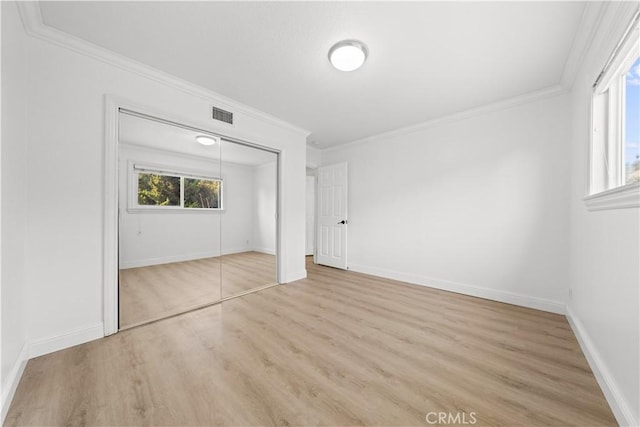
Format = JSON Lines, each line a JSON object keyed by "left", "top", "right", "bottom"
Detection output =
{"left": 305, "top": 176, "right": 315, "bottom": 256}
{"left": 316, "top": 162, "right": 348, "bottom": 269}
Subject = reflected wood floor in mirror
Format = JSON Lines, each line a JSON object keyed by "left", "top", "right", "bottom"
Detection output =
{"left": 119, "top": 251, "right": 276, "bottom": 328}
{"left": 6, "top": 257, "right": 615, "bottom": 426}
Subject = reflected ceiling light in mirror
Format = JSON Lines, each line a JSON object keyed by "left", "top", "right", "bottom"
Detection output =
{"left": 328, "top": 40, "right": 368, "bottom": 72}
{"left": 195, "top": 135, "right": 219, "bottom": 146}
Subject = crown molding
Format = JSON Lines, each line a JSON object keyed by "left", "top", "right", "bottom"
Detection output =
{"left": 16, "top": 2, "right": 310, "bottom": 138}
{"left": 560, "top": 2, "right": 607, "bottom": 90}
{"left": 322, "top": 84, "right": 567, "bottom": 153}
{"left": 595, "top": 2, "right": 640, "bottom": 63}
{"left": 563, "top": 2, "right": 639, "bottom": 91}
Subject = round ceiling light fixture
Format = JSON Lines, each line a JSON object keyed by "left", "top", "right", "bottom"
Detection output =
{"left": 328, "top": 39, "right": 368, "bottom": 72}
{"left": 195, "top": 135, "right": 219, "bottom": 146}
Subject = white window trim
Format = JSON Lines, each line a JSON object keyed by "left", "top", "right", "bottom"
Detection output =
{"left": 128, "top": 161, "right": 224, "bottom": 213}
{"left": 584, "top": 182, "right": 640, "bottom": 211}
{"left": 586, "top": 14, "right": 639, "bottom": 210}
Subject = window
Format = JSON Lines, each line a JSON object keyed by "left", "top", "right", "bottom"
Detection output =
{"left": 625, "top": 56, "right": 640, "bottom": 184}
{"left": 137, "top": 173, "right": 181, "bottom": 207}
{"left": 587, "top": 13, "right": 640, "bottom": 210}
{"left": 132, "top": 165, "right": 223, "bottom": 211}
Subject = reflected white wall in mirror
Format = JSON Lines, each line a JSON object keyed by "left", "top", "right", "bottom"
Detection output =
{"left": 220, "top": 139, "right": 277, "bottom": 299}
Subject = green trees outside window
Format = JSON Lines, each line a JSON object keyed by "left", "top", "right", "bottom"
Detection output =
{"left": 138, "top": 174, "right": 181, "bottom": 206}
{"left": 136, "top": 171, "right": 222, "bottom": 209}
{"left": 184, "top": 178, "right": 220, "bottom": 209}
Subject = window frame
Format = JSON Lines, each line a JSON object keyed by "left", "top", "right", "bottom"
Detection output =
{"left": 586, "top": 16, "right": 640, "bottom": 211}
{"left": 128, "top": 162, "right": 224, "bottom": 213}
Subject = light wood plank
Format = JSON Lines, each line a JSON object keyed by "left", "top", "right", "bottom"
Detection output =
{"left": 6, "top": 257, "right": 615, "bottom": 426}
{"left": 119, "top": 251, "right": 276, "bottom": 328}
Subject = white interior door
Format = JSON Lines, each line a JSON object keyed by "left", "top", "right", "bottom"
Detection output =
{"left": 305, "top": 176, "right": 315, "bottom": 256}
{"left": 316, "top": 162, "right": 348, "bottom": 269}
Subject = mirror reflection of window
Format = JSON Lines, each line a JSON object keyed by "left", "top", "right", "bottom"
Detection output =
{"left": 137, "top": 173, "right": 181, "bottom": 206}
{"left": 184, "top": 177, "right": 221, "bottom": 209}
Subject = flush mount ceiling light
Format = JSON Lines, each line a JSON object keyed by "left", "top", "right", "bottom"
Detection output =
{"left": 328, "top": 39, "right": 368, "bottom": 72}
{"left": 195, "top": 135, "right": 219, "bottom": 146}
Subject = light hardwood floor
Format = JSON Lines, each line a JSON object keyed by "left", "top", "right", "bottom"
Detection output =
{"left": 6, "top": 257, "right": 615, "bottom": 426}
{"left": 119, "top": 251, "right": 276, "bottom": 328}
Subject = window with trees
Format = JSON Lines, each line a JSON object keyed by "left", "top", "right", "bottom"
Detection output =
{"left": 134, "top": 165, "right": 222, "bottom": 210}
{"left": 587, "top": 13, "right": 639, "bottom": 210}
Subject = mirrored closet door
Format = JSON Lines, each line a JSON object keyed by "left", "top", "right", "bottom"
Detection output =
{"left": 117, "top": 110, "right": 278, "bottom": 329}
{"left": 117, "top": 112, "right": 222, "bottom": 328}
{"left": 220, "top": 140, "right": 278, "bottom": 298}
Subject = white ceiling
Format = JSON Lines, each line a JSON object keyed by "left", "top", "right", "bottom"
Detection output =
{"left": 119, "top": 112, "right": 277, "bottom": 166}
{"left": 41, "top": 1, "right": 586, "bottom": 148}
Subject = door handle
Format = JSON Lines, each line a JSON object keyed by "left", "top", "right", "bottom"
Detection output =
{"left": 338, "top": 220, "right": 347, "bottom": 225}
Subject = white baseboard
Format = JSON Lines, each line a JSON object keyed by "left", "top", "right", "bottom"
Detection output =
{"left": 29, "top": 323, "right": 104, "bottom": 359}
{"left": 221, "top": 248, "right": 252, "bottom": 256}
{"left": 566, "top": 305, "right": 638, "bottom": 427}
{"left": 1, "top": 343, "right": 29, "bottom": 424}
{"left": 1, "top": 324, "right": 104, "bottom": 422}
{"left": 120, "top": 248, "right": 251, "bottom": 269}
{"left": 348, "top": 263, "right": 565, "bottom": 314}
{"left": 1, "top": 322, "right": 104, "bottom": 422}
{"left": 284, "top": 269, "right": 307, "bottom": 283}
{"left": 252, "top": 247, "right": 276, "bottom": 255}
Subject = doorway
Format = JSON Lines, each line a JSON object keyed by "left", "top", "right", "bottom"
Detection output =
{"left": 115, "top": 108, "right": 279, "bottom": 329}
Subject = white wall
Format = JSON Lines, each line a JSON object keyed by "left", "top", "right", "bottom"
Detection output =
{"left": 253, "top": 161, "right": 277, "bottom": 254}
{"left": 322, "top": 92, "right": 571, "bottom": 313}
{"left": 307, "top": 146, "right": 322, "bottom": 168}
{"left": 1, "top": 1, "right": 29, "bottom": 418}
{"left": 567, "top": 3, "right": 639, "bottom": 425}
{"left": 119, "top": 145, "right": 257, "bottom": 268}
{"left": 11, "top": 2, "right": 307, "bottom": 360}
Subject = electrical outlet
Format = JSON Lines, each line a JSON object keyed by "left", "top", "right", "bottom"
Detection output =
{"left": 568, "top": 288, "right": 572, "bottom": 299}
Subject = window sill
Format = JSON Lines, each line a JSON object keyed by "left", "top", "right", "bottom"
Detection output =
{"left": 127, "top": 208, "right": 225, "bottom": 214}
{"left": 584, "top": 183, "right": 640, "bottom": 211}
